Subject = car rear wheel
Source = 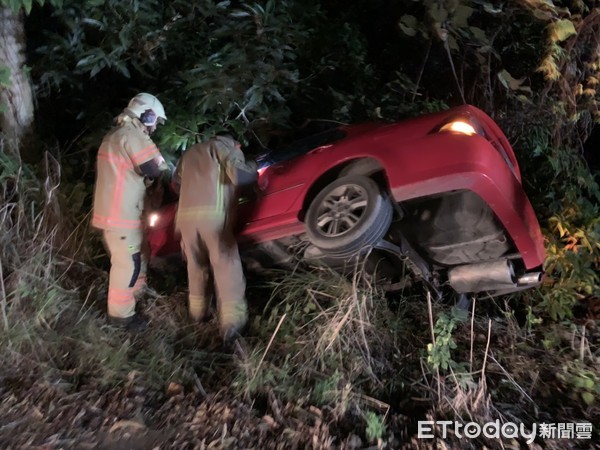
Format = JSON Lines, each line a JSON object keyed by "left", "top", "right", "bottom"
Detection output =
{"left": 305, "top": 175, "right": 393, "bottom": 258}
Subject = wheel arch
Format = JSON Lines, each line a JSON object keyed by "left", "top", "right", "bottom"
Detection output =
{"left": 298, "top": 157, "right": 390, "bottom": 222}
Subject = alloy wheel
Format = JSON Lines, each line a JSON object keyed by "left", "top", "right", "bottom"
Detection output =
{"left": 315, "top": 183, "right": 368, "bottom": 237}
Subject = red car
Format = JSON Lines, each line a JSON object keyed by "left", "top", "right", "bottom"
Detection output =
{"left": 147, "top": 104, "right": 545, "bottom": 298}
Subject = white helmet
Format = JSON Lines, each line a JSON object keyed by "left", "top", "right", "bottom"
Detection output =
{"left": 126, "top": 92, "right": 167, "bottom": 126}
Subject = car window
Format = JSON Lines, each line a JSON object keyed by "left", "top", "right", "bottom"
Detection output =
{"left": 257, "top": 128, "right": 347, "bottom": 168}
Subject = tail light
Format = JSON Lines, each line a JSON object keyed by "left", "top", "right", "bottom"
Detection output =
{"left": 435, "top": 113, "right": 519, "bottom": 178}
{"left": 439, "top": 120, "right": 479, "bottom": 136}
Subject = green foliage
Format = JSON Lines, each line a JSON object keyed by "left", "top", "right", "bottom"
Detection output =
{"left": 542, "top": 212, "right": 600, "bottom": 320}
{"left": 28, "top": 0, "right": 445, "bottom": 155}
{"left": 364, "top": 411, "right": 386, "bottom": 443}
{"left": 22, "top": 0, "right": 600, "bottom": 149}
{"left": 503, "top": 1, "right": 600, "bottom": 320}
{"left": 28, "top": 1, "right": 318, "bottom": 150}
{"left": 311, "top": 371, "right": 342, "bottom": 405}
{"left": 427, "top": 306, "right": 469, "bottom": 372}
{"left": 159, "top": 0, "right": 312, "bottom": 148}
{"left": 515, "top": 120, "right": 600, "bottom": 320}
{"left": 550, "top": 19, "right": 577, "bottom": 43}
{"left": 0, "top": 0, "right": 62, "bottom": 15}
{"left": 558, "top": 361, "right": 600, "bottom": 406}
{"left": 233, "top": 345, "right": 296, "bottom": 399}
{"left": 525, "top": 305, "right": 543, "bottom": 333}
{"left": 33, "top": 0, "right": 168, "bottom": 91}
{"left": 398, "top": 0, "right": 491, "bottom": 53}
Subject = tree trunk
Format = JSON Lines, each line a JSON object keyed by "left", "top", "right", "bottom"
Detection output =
{"left": 0, "top": 6, "right": 35, "bottom": 151}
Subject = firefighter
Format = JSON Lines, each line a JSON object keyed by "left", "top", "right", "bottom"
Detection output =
{"left": 172, "top": 134, "right": 258, "bottom": 341}
{"left": 92, "top": 92, "right": 169, "bottom": 331}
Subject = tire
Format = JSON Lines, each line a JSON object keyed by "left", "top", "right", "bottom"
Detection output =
{"left": 305, "top": 175, "right": 393, "bottom": 258}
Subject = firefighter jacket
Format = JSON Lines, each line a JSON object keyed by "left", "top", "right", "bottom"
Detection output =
{"left": 92, "top": 114, "right": 166, "bottom": 231}
{"left": 173, "top": 135, "right": 258, "bottom": 228}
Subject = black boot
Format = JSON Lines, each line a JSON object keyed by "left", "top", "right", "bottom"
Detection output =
{"left": 108, "top": 313, "right": 149, "bottom": 332}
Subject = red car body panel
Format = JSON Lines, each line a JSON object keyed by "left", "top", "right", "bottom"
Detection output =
{"left": 148, "top": 105, "right": 545, "bottom": 270}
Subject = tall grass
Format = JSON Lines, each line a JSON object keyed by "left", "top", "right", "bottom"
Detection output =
{"left": 232, "top": 263, "right": 410, "bottom": 440}
{"left": 0, "top": 147, "right": 81, "bottom": 364}
{"left": 0, "top": 144, "right": 196, "bottom": 388}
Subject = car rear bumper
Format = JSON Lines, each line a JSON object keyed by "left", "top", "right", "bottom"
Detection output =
{"left": 384, "top": 133, "right": 545, "bottom": 270}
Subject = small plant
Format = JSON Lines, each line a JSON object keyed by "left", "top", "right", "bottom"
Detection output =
{"left": 427, "top": 306, "right": 469, "bottom": 372}
{"left": 525, "top": 304, "right": 543, "bottom": 334}
{"left": 311, "top": 371, "right": 341, "bottom": 406}
{"left": 539, "top": 209, "right": 600, "bottom": 320}
{"left": 559, "top": 361, "right": 600, "bottom": 406}
{"left": 364, "top": 411, "right": 386, "bottom": 444}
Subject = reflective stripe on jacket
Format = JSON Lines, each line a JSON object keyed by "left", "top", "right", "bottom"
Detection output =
{"left": 174, "top": 136, "right": 258, "bottom": 227}
{"left": 92, "top": 115, "right": 165, "bottom": 231}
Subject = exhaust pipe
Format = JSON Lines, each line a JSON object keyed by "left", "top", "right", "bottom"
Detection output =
{"left": 448, "top": 259, "right": 517, "bottom": 294}
{"left": 517, "top": 272, "right": 543, "bottom": 286}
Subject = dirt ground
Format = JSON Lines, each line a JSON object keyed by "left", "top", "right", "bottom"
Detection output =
{"left": 0, "top": 365, "right": 421, "bottom": 450}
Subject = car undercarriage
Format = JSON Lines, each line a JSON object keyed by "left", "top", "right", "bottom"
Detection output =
{"left": 239, "top": 188, "right": 543, "bottom": 299}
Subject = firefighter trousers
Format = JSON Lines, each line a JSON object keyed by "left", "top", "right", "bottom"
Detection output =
{"left": 178, "top": 219, "right": 248, "bottom": 335}
{"left": 102, "top": 228, "right": 148, "bottom": 319}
